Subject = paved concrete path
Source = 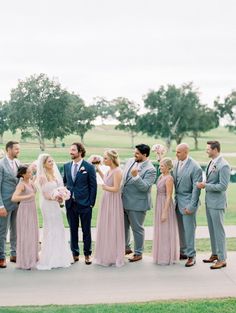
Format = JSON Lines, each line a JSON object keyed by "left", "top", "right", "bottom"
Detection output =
{"left": 1, "top": 252, "right": 236, "bottom": 306}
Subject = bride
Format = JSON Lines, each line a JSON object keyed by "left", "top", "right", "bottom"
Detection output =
{"left": 36, "top": 154, "right": 73, "bottom": 270}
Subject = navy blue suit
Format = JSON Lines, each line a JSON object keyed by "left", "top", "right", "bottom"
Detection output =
{"left": 63, "top": 160, "right": 97, "bottom": 256}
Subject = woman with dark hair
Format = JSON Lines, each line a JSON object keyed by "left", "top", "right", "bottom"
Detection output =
{"left": 11, "top": 165, "right": 39, "bottom": 270}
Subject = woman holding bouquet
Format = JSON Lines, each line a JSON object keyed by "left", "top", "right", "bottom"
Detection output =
{"left": 35, "top": 154, "right": 73, "bottom": 270}
{"left": 11, "top": 165, "right": 39, "bottom": 270}
{"left": 95, "top": 149, "right": 125, "bottom": 267}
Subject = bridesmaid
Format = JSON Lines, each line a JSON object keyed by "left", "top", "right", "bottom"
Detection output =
{"left": 95, "top": 149, "right": 125, "bottom": 267}
{"left": 152, "top": 158, "right": 179, "bottom": 265}
{"left": 11, "top": 165, "right": 39, "bottom": 270}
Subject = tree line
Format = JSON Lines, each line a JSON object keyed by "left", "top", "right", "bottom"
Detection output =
{"left": 0, "top": 73, "right": 235, "bottom": 151}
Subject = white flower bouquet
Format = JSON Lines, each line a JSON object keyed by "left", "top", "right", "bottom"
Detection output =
{"left": 151, "top": 144, "right": 167, "bottom": 161}
{"left": 52, "top": 186, "right": 71, "bottom": 201}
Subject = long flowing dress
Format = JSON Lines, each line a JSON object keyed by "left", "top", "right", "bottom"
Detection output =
{"left": 95, "top": 167, "right": 125, "bottom": 267}
{"left": 37, "top": 179, "right": 73, "bottom": 270}
{"left": 152, "top": 174, "right": 180, "bottom": 265}
{"left": 16, "top": 182, "right": 39, "bottom": 269}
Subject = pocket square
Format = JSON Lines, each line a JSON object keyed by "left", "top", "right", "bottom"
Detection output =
{"left": 82, "top": 171, "right": 87, "bottom": 174}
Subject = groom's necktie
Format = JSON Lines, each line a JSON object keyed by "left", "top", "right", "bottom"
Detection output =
{"left": 73, "top": 163, "right": 78, "bottom": 181}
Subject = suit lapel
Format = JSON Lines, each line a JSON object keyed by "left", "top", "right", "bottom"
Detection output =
{"left": 74, "top": 160, "right": 85, "bottom": 183}
{"left": 176, "top": 158, "right": 191, "bottom": 187}
{"left": 207, "top": 157, "right": 222, "bottom": 178}
{"left": 206, "top": 160, "right": 212, "bottom": 178}
{"left": 3, "top": 158, "right": 18, "bottom": 182}
{"left": 68, "top": 162, "right": 74, "bottom": 184}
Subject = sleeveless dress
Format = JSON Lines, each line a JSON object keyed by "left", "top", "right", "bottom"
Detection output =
{"left": 95, "top": 168, "right": 125, "bottom": 267}
{"left": 152, "top": 174, "right": 180, "bottom": 265}
{"left": 37, "top": 180, "right": 73, "bottom": 270}
{"left": 16, "top": 182, "right": 39, "bottom": 270}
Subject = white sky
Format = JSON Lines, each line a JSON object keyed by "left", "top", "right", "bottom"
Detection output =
{"left": 0, "top": 0, "right": 235, "bottom": 107}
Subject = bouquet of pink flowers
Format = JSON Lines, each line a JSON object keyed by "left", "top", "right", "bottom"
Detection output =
{"left": 151, "top": 144, "right": 167, "bottom": 161}
{"left": 52, "top": 186, "right": 71, "bottom": 201}
{"left": 87, "top": 155, "right": 103, "bottom": 165}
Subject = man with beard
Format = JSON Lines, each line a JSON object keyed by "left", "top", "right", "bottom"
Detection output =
{"left": 0, "top": 141, "right": 20, "bottom": 268}
{"left": 122, "top": 144, "right": 156, "bottom": 262}
{"left": 63, "top": 143, "right": 97, "bottom": 265}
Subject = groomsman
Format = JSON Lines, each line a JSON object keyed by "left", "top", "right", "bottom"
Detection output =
{"left": 197, "top": 141, "right": 230, "bottom": 269}
{"left": 0, "top": 141, "right": 20, "bottom": 268}
{"left": 122, "top": 144, "right": 156, "bottom": 262}
{"left": 173, "top": 143, "right": 202, "bottom": 267}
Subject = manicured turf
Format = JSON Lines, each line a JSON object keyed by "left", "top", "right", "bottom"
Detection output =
{"left": 1, "top": 298, "right": 236, "bottom": 313}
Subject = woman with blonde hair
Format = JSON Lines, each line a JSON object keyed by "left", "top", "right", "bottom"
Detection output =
{"left": 152, "top": 157, "right": 179, "bottom": 265}
{"left": 95, "top": 149, "right": 125, "bottom": 267}
{"left": 35, "top": 154, "right": 73, "bottom": 270}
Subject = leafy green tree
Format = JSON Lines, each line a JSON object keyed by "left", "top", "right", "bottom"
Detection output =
{"left": 94, "top": 97, "right": 117, "bottom": 124}
{"left": 188, "top": 105, "right": 219, "bottom": 150}
{"left": 139, "top": 83, "right": 202, "bottom": 150}
{"left": 68, "top": 94, "right": 97, "bottom": 143}
{"left": 8, "top": 73, "right": 71, "bottom": 151}
{"left": 113, "top": 97, "right": 140, "bottom": 148}
{"left": 0, "top": 101, "right": 9, "bottom": 144}
{"left": 215, "top": 91, "right": 236, "bottom": 133}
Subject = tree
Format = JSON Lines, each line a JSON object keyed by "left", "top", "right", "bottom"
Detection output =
{"left": 188, "top": 105, "right": 219, "bottom": 150}
{"left": 215, "top": 91, "right": 236, "bottom": 133}
{"left": 8, "top": 73, "right": 71, "bottom": 151}
{"left": 0, "top": 101, "right": 9, "bottom": 144}
{"left": 113, "top": 97, "right": 140, "bottom": 148}
{"left": 139, "top": 83, "right": 202, "bottom": 150}
{"left": 68, "top": 94, "right": 97, "bottom": 143}
{"left": 94, "top": 97, "right": 117, "bottom": 124}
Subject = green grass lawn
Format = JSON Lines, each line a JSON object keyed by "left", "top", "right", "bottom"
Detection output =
{"left": 1, "top": 126, "right": 236, "bottom": 227}
{"left": 1, "top": 298, "right": 236, "bottom": 313}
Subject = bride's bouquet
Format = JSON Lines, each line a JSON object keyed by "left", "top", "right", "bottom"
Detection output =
{"left": 87, "top": 154, "right": 103, "bottom": 165}
{"left": 151, "top": 144, "right": 167, "bottom": 161}
{"left": 51, "top": 186, "right": 71, "bottom": 202}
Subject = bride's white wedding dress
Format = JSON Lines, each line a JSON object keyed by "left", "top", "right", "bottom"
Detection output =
{"left": 37, "top": 179, "right": 73, "bottom": 270}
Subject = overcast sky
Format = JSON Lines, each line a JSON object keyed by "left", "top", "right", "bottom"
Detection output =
{"left": 0, "top": 0, "right": 235, "bottom": 107}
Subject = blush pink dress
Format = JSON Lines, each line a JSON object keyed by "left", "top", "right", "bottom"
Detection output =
{"left": 95, "top": 167, "right": 125, "bottom": 267}
{"left": 152, "top": 175, "right": 179, "bottom": 265}
{"left": 16, "top": 181, "right": 39, "bottom": 270}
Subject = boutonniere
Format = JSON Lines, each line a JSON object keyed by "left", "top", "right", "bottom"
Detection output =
{"left": 80, "top": 166, "right": 86, "bottom": 172}
{"left": 211, "top": 165, "right": 217, "bottom": 172}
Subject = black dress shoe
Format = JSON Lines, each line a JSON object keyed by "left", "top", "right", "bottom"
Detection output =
{"left": 180, "top": 254, "right": 188, "bottom": 260}
{"left": 125, "top": 249, "right": 133, "bottom": 255}
{"left": 73, "top": 256, "right": 79, "bottom": 262}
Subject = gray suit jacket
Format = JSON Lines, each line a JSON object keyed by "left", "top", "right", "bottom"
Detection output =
{"left": 173, "top": 157, "right": 202, "bottom": 214}
{"left": 0, "top": 157, "right": 20, "bottom": 212}
{"left": 122, "top": 158, "right": 157, "bottom": 211}
{"left": 205, "top": 156, "right": 230, "bottom": 210}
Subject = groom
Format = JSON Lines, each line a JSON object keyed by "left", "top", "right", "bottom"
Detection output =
{"left": 63, "top": 142, "right": 97, "bottom": 265}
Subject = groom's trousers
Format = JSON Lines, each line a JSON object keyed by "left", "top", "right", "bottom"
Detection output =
{"left": 0, "top": 209, "right": 17, "bottom": 259}
{"left": 66, "top": 200, "right": 92, "bottom": 256}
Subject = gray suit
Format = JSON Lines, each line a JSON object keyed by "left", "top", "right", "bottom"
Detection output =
{"left": 205, "top": 156, "right": 230, "bottom": 261}
{"left": 173, "top": 157, "right": 202, "bottom": 258}
{"left": 0, "top": 157, "right": 20, "bottom": 259}
{"left": 122, "top": 158, "right": 156, "bottom": 255}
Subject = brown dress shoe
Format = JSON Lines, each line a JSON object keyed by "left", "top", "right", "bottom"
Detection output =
{"left": 85, "top": 255, "right": 92, "bottom": 265}
{"left": 185, "top": 257, "right": 196, "bottom": 267}
{"left": 10, "top": 256, "right": 16, "bottom": 263}
{"left": 202, "top": 255, "right": 218, "bottom": 263}
{"left": 73, "top": 256, "right": 79, "bottom": 262}
{"left": 210, "top": 260, "right": 226, "bottom": 270}
{"left": 125, "top": 249, "right": 133, "bottom": 255}
{"left": 128, "top": 254, "right": 142, "bottom": 262}
{"left": 180, "top": 254, "right": 188, "bottom": 260}
{"left": 0, "top": 259, "right": 7, "bottom": 268}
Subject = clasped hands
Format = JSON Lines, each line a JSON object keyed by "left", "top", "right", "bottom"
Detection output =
{"left": 196, "top": 181, "right": 206, "bottom": 189}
